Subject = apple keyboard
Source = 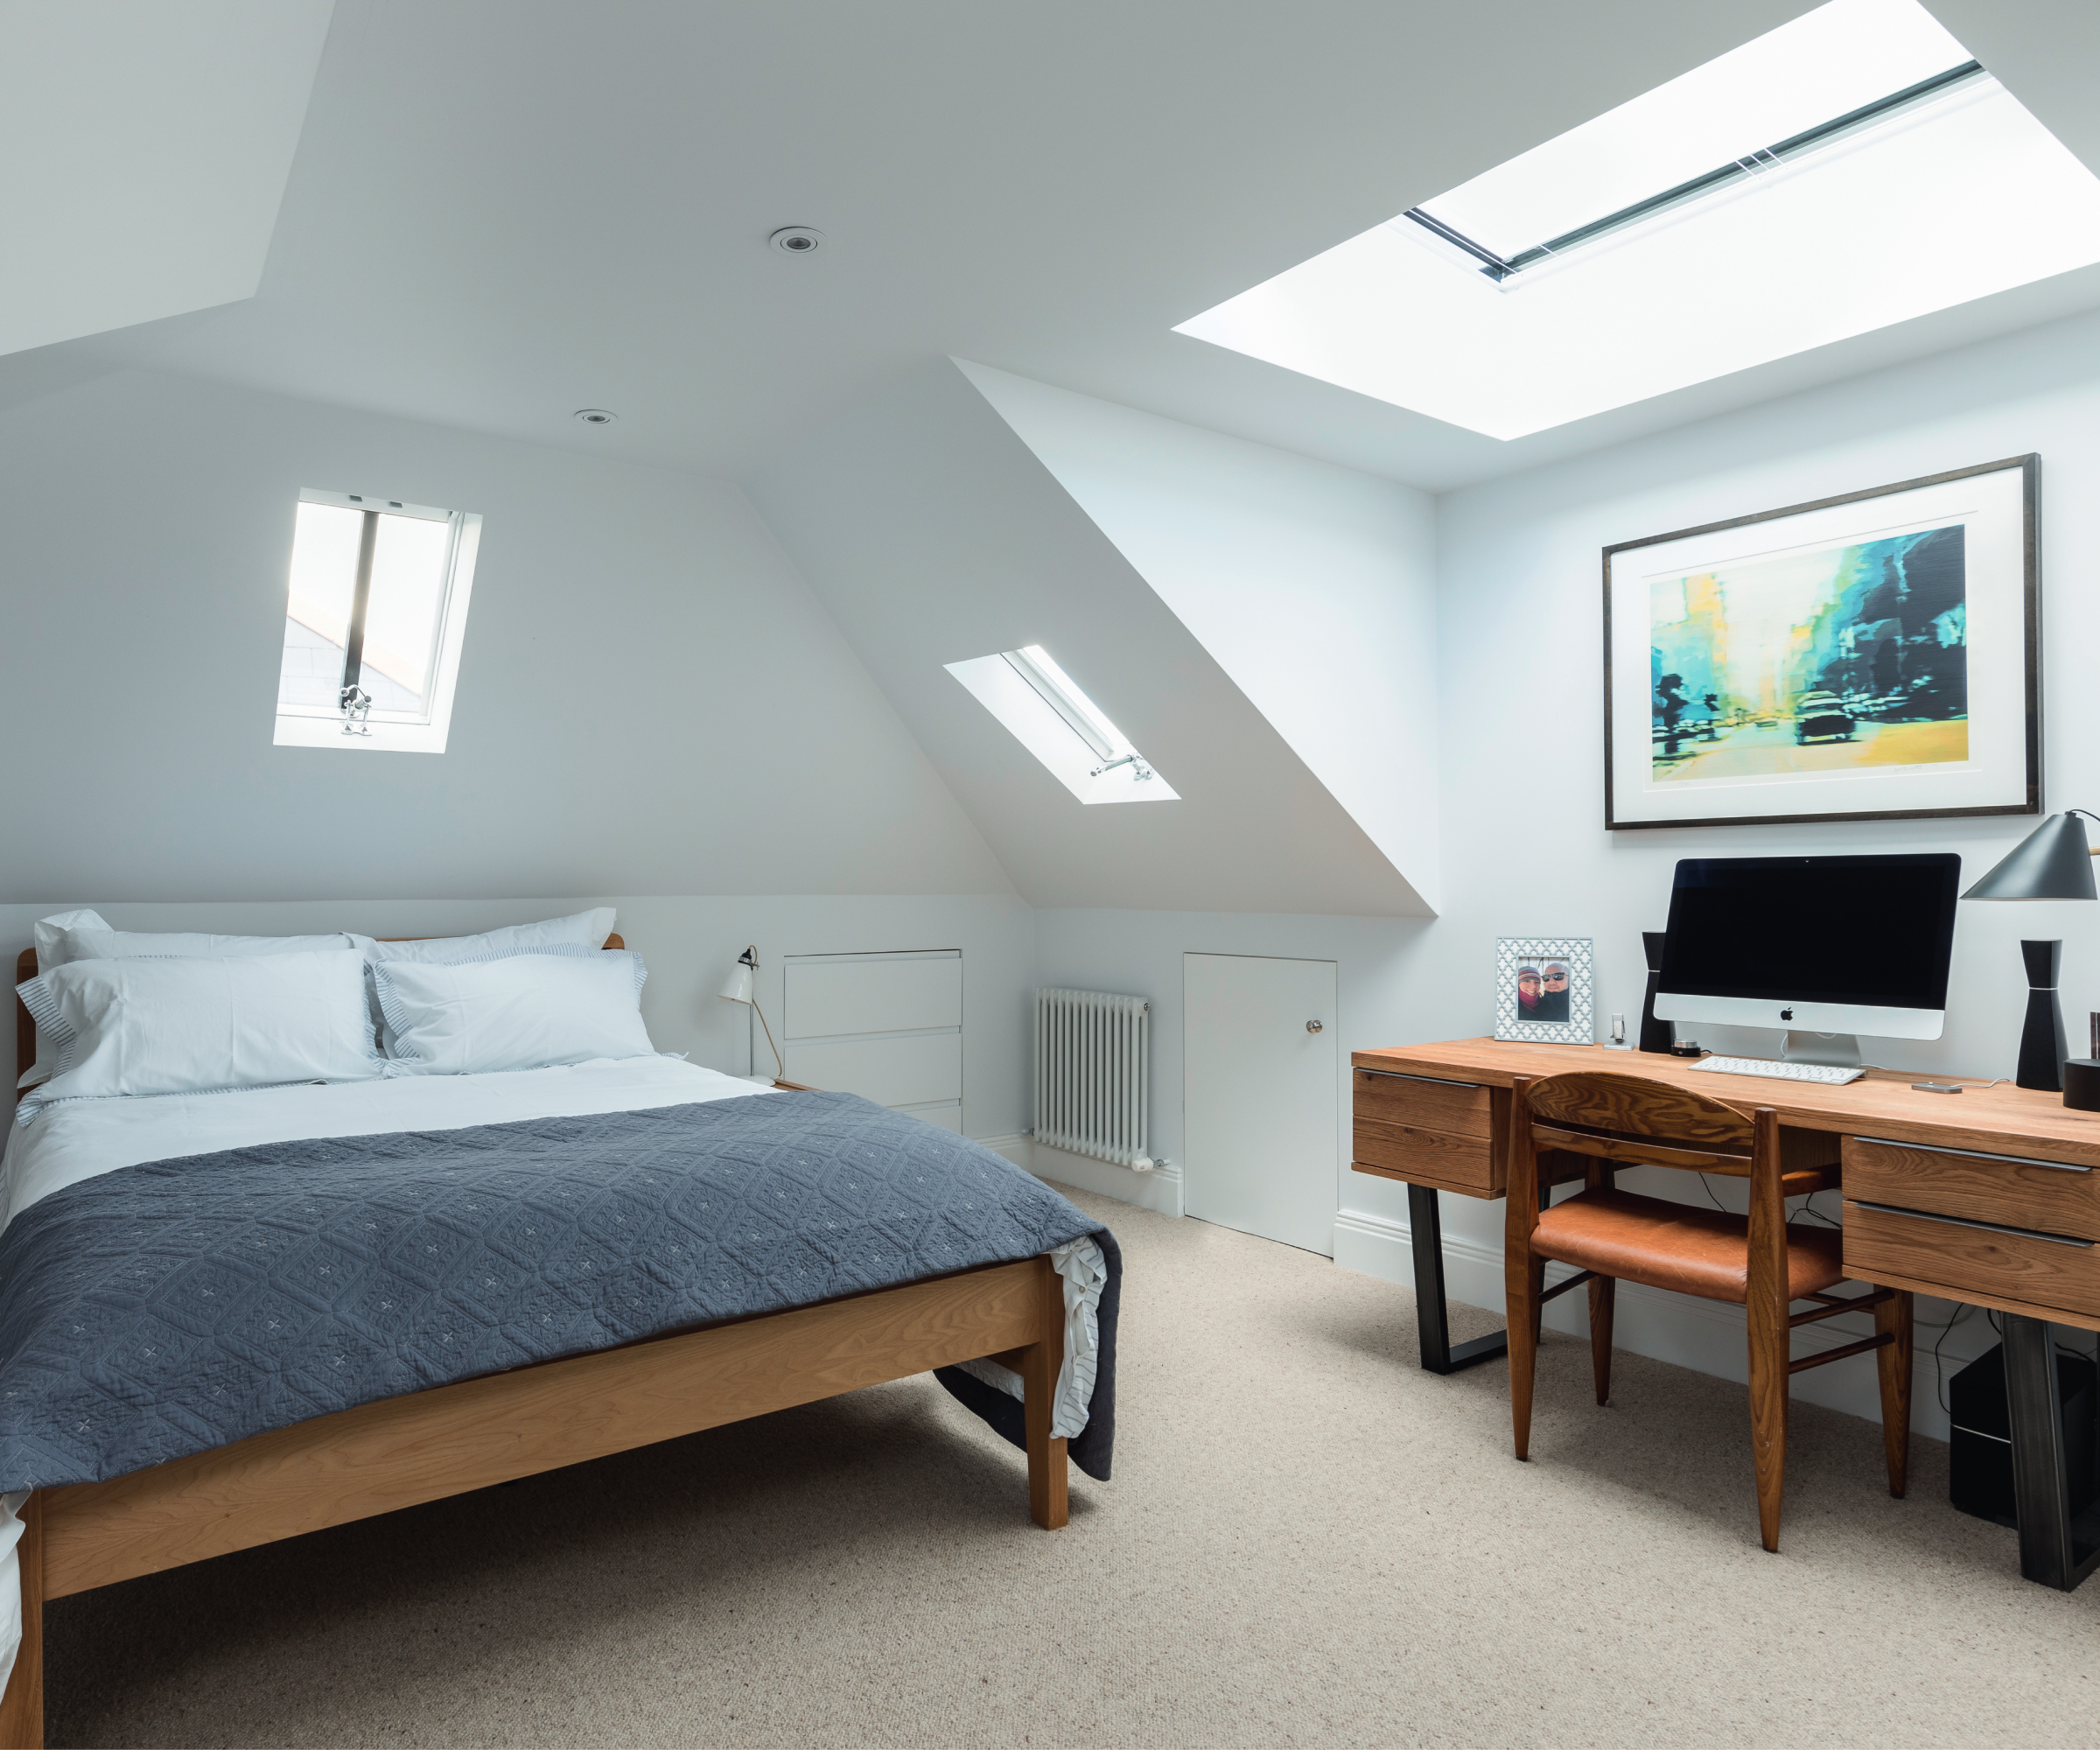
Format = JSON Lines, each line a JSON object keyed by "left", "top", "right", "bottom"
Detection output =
{"left": 1689, "top": 1055, "right": 1866, "bottom": 1086}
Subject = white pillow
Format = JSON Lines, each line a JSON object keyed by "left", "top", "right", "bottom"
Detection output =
{"left": 364, "top": 911, "right": 618, "bottom": 1056}
{"left": 18, "top": 949, "right": 382, "bottom": 1108}
{"left": 367, "top": 909, "right": 617, "bottom": 965}
{"left": 20, "top": 921, "right": 377, "bottom": 1088}
{"left": 56, "top": 928, "right": 374, "bottom": 964}
{"left": 372, "top": 949, "right": 653, "bottom": 1075}
{"left": 18, "top": 910, "right": 112, "bottom": 1088}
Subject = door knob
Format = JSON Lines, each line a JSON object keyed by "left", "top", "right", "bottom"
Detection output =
{"left": 1306, "top": 1019, "right": 1324, "bottom": 1033}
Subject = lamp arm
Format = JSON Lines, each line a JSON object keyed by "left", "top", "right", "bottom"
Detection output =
{"left": 752, "top": 998, "right": 785, "bottom": 1082}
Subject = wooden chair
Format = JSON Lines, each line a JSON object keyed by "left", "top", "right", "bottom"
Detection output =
{"left": 1504, "top": 1070, "right": 1912, "bottom": 1552}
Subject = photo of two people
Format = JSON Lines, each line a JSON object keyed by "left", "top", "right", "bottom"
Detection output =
{"left": 1515, "top": 961, "right": 1571, "bottom": 1025}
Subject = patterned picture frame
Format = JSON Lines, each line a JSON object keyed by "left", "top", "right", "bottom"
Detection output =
{"left": 1494, "top": 937, "right": 1595, "bottom": 1045}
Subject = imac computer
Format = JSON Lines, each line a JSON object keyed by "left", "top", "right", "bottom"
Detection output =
{"left": 1653, "top": 852, "right": 1962, "bottom": 1079}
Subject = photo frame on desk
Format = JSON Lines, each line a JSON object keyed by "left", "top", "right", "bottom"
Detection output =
{"left": 1494, "top": 937, "right": 1593, "bottom": 1045}
{"left": 1603, "top": 454, "right": 2039, "bottom": 830}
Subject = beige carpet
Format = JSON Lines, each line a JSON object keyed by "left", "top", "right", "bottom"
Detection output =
{"left": 45, "top": 1185, "right": 2099, "bottom": 1747}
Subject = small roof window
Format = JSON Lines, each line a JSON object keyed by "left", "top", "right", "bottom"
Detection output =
{"left": 946, "top": 645, "right": 1178, "bottom": 804}
{"left": 274, "top": 489, "right": 482, "bottom": 753}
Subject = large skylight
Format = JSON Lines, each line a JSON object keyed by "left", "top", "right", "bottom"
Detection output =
{"left": 946, "top": 645, "right": 1178, "bottom": 804}
{"left": 1174, "top": 0, "right": 2100, "bottom": 440}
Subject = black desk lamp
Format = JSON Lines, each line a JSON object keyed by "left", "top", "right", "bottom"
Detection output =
{"left": 1961, "top": 811, "right": 2100, "bottom": 1093}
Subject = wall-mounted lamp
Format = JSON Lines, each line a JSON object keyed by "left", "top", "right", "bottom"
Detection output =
{"left": 717, "top": 945, "right": 784, "bottom": 1083}
{"left": 1961, "top": 810, "right": 2100, "bottom": 1094}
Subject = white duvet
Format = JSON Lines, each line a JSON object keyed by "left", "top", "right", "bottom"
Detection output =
{"left": 0, "top": 1057, "right": 1104, "bottom": 1694}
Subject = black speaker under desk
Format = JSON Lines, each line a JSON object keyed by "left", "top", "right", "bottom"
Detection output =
{"left": 1950, "top": 1343, "right": 2096, "bottom": 1528}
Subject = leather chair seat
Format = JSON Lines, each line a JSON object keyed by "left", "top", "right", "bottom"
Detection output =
{"left": 1530, "top": 1187, "right": 1845, "bottom": 1305}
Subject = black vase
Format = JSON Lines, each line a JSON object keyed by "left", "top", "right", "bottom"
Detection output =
{"left": 1640, "top": 930, "right": 1676, "bottom": 1055}
{"left": 2017, "top": 939, "right": 2069, "bottom": 1093}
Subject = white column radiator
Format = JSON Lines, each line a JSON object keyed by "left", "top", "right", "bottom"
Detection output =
{"left": 1033, "top": 987, "right": 1153, "bottom": 1170}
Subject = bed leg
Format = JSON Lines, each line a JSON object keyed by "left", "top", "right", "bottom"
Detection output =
{"left": 0, "top": 1493, "right": 44, "bottom": 1750}
{"left": 1022, "top": 1256, "right": 1068, "bottom": 1530}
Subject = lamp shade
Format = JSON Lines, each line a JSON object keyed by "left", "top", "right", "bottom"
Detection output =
{"left": 1962, "top": 812, "right": 2100, "bottom": 901}
{"left": 717, "top": 963, "right": 753, "bottom": 1004}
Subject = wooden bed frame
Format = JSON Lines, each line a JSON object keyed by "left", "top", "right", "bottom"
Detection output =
{"left": 0, "top": 936, "right": 1068, "bottom": 1748}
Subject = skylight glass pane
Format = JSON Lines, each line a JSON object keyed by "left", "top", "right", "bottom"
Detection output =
{"left": 1418, "top": 0, "right": 1974, "bottom": 259}
{"left": 944, "top": 647, "right": 1177, "bottom": 804}
{"left": 360, "top": 512, "right": 452, "bottom": 716}
{"left": 276, "top": 500, "right": 360, "bottom": 711}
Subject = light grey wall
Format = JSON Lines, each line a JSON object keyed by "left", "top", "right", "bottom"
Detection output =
{"left": 1, "top": 894, "right": 1037, "bottom": 1140}
{"left": 0, "top": 368, "right": 1012, "bottom": 901}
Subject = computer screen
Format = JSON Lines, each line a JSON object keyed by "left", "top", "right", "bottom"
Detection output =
{"left": 1657, "top": 852, "right": 1961, "bottom": 1016}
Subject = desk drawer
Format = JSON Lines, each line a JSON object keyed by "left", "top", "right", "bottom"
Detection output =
{"left": 1843, "top": 1136, "right": 2100, "bottom": 1241}
{"left": 1352, "top": 1121, "right": 1496, "bottom": 1195}
{"left": 1353, "top": 1068, "right": 1492, "bottom": 1138}
{"left": 1843, "top": 1199, "right": 2100, "bottom": 1321}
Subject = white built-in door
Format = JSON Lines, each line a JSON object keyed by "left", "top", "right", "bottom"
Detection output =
{"left": 1183, "top": 952, "right": 1338, "bottom": 1255}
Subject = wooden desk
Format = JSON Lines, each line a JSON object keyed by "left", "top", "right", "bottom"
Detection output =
{"left": 1352, "top": 1038, "right": 2100, "bottom": 1590}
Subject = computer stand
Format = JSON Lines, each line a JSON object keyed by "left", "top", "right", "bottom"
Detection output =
{"left": 1782, "top": 1029, "right": 1861, "bottom": 1068}
{"left": 1407, "top": 1182, "right": 1508, "bottom": 1374}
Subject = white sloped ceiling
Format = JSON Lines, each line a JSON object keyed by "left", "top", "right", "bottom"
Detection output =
{"left": 750, "top": 358, "right": 1436, "bottom": 916}
{"left": 0, "top": 1, "right": 334, "bottom": 360}
{"left": 958, "top": 361, "right": 1442, "bottom": 911}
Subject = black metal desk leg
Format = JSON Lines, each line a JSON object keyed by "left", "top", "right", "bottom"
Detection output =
{"left": 2005, "top": 1313, "right": 2081, "bottom": 1588}
{"left": 1407, "top": 1181, "right": 1507, "bottom": 1375}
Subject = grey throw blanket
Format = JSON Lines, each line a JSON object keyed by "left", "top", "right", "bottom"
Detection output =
{"left": 0, "top": 1090, "right": 1118, "bottom": 1492}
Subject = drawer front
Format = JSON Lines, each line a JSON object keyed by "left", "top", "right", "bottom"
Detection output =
{"left": 1843, "top": 1136, "right": 2100, "bottom": 1241}
{"left": 1843, "top": 1199, "right": 2100, "bottom": 1320}
{"left": 1353, "top": 1120, "right": 1496, "bottom": 1196}
{"left": 1353, "top": 1068, "right": 1492, "bottom": 1140}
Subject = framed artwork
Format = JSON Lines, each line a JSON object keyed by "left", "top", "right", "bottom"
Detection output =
{"left": 1604, "top": 455, "right": 2039, "bottom": 830}
{"left": 1494, "top": 938, "right": 1594, "bottom": 1045}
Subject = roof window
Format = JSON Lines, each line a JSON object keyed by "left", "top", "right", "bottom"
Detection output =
{"left": 273, "top": 490, "right": 482, "bottom": 753}
{"left": 945, "top": 644, "right": 1178, "bottom": 804}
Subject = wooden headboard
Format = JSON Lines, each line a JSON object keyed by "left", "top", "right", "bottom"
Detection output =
{"left": 13, "top": 932, "right": 627, "bottom": 1100}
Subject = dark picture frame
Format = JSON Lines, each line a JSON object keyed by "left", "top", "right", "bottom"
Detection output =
{"left": 1603, "top": 454, "right": 2039, "bottom": 831}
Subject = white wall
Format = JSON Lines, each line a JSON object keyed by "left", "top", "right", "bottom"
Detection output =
{"left": 0, "top": 368, "right": 1011, "bottom": 902}
{"left": 959, "top": 362, "right": 1444, "bottom": 910}
{"left": 1401, "top": 306, "right": 2100, "bottom": 1434}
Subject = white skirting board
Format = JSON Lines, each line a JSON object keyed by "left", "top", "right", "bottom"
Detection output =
{"left": 1333, "top": 1206, "right": 1996, "bottom": 1444}
{"left": 988, "top": 1136, "right": 1184, "bottom": 1217}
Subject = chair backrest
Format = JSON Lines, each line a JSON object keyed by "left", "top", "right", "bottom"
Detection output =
{"left": 1522, "top": 1070, "right": 1756, "bottom": 1174}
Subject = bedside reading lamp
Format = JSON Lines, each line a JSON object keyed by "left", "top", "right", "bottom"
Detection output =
{"left": 717, "top": 945, "right": 784, "bottom": 1084}
{"left": 1962, "top": 811, "right": 2100, "bottom": 1096}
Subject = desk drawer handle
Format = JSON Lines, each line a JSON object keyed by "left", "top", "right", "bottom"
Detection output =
{"left": 1355, "top": 1068, "right": 1479, "bottom": 1089}
{"left": 1853, "top": 1137, "right": 2093, "bottom": 1173}
{"left": 1852, "top": 1200, "right": 2095, "bottom": 1248}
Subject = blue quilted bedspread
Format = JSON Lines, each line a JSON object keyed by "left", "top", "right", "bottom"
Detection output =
{"left": 0, "top": 1090, "right": 1119, "bottom": 1491}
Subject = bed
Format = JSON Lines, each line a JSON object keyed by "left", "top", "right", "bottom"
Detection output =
{"left": 0, "top": 932, "right": 1116, "bottom": 1748}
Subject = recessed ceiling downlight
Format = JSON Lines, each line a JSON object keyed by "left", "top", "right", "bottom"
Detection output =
{"left": 573, "top": 408, "right": 617, "bottom": 425}
{"left": 770, "top": 226, "right": 823, "bottom": 255}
